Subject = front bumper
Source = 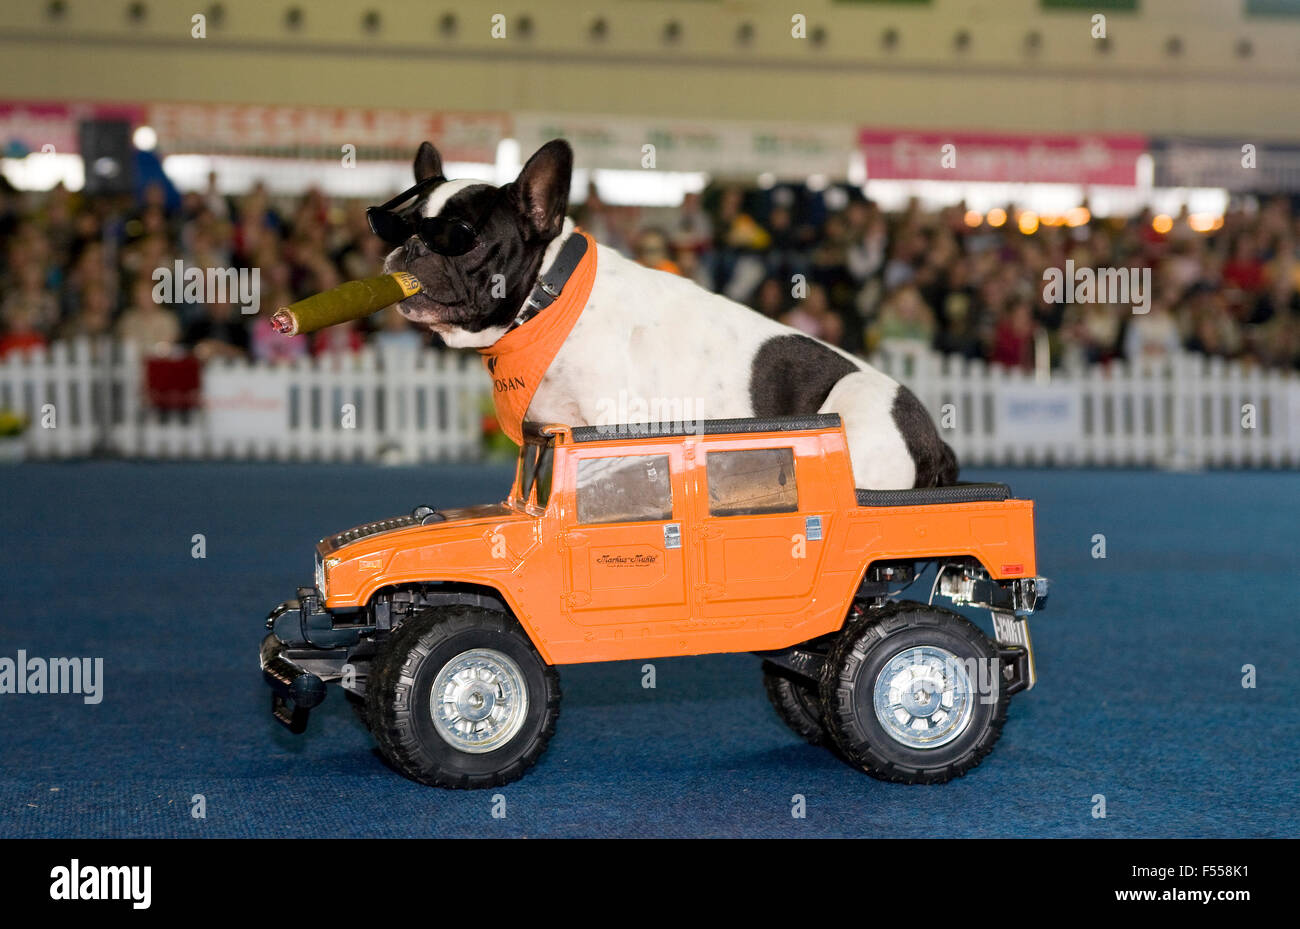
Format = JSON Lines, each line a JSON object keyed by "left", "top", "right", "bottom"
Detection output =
{"left": 260, "top": 590, "right": 363, "bottom": 733}
{"left": 260, "top": 632, "right": 328, "bottom": 733}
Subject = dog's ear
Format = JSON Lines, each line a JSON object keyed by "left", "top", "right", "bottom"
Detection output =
{"left": 413, "top": 141, "right": 443, "bottom": 183}
{"left": 514, "top": 139, "right": 572, "bottom": 241}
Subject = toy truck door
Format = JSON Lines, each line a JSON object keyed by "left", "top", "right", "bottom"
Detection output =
{"left": 695, "top": 443, "right": 826, "bottom": 618}
{"left": 560, "top": 447, "right": 689, "bottom": 625}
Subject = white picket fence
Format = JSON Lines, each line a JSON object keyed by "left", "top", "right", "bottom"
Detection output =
{"left": 0, "top": 338, "right": 489, "bottom": 462}
{"left": 1, "top": 337, "right": 1298, "bottom": 467}
{"left": 872, "top": 340, "right": 1300, "bottom": 469}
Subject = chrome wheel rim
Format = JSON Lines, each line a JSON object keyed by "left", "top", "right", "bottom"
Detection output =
{"left": 872, "top": 645, "right": 975, "bottom": 750}
{"left": 430, "top": 649, "right": 528, "bottom": 753}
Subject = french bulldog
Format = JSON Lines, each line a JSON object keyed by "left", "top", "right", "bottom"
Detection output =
{"left": 383, "top": 139, "right": 956, "bottom": 489}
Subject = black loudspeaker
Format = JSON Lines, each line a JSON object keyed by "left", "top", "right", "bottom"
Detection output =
{"left": 78, "top": 118, "right": 135, "bottom": 195}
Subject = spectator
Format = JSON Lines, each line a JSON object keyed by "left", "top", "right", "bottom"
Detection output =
{"left": 991, "top": 299, "right": 1038, "bottom": 370}
{"left": 752, "top": 277, "right": 790, "bottom": 320}
{"left": 873, "top": 284, "right": 937, "bottom": 347}
{"left": 574, "top": 182, "right": 628, "bottom": 254}
{"left": 184, "top": 299, "right": 249, "bottom": 361}
{"left": 115, "top": 279, "right": 180, "bottom": 356}
{"left": 1060, "top": 301, "right": 1123, "bottom": 367}
{"left": 846, "top": 206, "right": 888, "bottom": 283}
{"left": 58, "top": 284, "right": 116, "bottom": 341}
{"left": 1222, "top": 235, "right": 1265, "bottom": 293}
{"left": 670, "top": 191, "right": 713, "bottom": 257}
{"left": 2, "top": 261, "right": 60, "bottom": 333}
{"left": 312, "top": 319, "right": 364, "bottom": 356}
{"left": 1124, "top": 300, "right": 1182, "bottom": 362}
{"left": 633, "top": 227, "right": 682, "bottom": 275}
{"left": 781, "top": 283, "right": 843, "bottom": 345}
{"left": 0, "top": 304, "right": 47, "bottom": 358}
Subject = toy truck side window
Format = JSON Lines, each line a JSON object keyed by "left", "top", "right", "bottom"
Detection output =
{"left": 705, "top": 447, "right": 798, "bottom": 516}
{"left": 576, "top": 455, "right": 672, "bottom": 524}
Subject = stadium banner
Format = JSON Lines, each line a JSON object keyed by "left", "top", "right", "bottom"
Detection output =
{"left": 0, "top": 99, "right": 509, "bottom": 163}
{"left": 1152, "top": 136, "right": 1300, "bottom": 192}
{"left": 145, "top": 102, "right": 509, "bottom": 162}
{"left": 515, "top": 112, "right": 854, "bottom": 177}
{"left": 859, "top": 128, "right": 1148, "bottom": 185}
{"left": 996, "top": 382, "right": 1083, "bottom": 444}
{"left": 0, "top": 101, "right": 144, "bottom": 156}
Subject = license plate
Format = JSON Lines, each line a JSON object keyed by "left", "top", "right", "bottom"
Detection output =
{"left": 992, "top": 610, "right": 1036, "bottom": 690}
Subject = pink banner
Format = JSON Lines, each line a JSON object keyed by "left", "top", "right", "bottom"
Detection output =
{"left": 0, "top": 99, "right": 507, "bottom": 162}
{"left": 859, "top": 129, "right": 1148, "bottom": 186}
{"left": 0, "top": 101, "right": 144, "bottom": 156}
{"left": 145, "top": 102, "right": 509, "bottom": 161}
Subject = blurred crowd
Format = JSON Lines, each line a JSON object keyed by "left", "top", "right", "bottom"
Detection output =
{"left": 594, "top": 185, "right": 1300, "bottom": 373}
{"left": 2, "top": 172, "right": 1300, "bottom": 372}
{"left": 0, "top": 173, "right": 404, "bottom": 364}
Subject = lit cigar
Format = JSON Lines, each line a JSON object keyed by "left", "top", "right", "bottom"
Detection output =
{"left": 271, "top": 272, "right": 422, "bottom": 336}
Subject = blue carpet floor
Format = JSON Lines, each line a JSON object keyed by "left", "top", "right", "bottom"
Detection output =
{"left": 1, "top": 461, "right": 1295, "bottom": 837}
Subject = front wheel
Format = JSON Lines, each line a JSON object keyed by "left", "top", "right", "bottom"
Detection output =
{"left": 820, "top": 603, "right": 1008, "bottom": 784}
{"left": 366, "top": 606, "right": 561, "bottom": 789}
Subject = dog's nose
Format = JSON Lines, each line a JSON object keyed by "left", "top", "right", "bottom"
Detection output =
{"left": 402, "top": 237, "right": 426, "bottom": 263}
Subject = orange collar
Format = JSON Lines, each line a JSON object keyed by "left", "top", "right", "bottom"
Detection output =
{"left": 478, "top": 231, "right": 597, "bottom": 444}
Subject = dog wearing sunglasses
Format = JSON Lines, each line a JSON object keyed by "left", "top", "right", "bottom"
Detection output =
{"left": 380, "top": 139, "right": 956, "bottom": 489}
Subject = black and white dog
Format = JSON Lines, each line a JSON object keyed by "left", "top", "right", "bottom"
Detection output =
{"left": 384, "top": 139, "right": 956, "bottom": 489}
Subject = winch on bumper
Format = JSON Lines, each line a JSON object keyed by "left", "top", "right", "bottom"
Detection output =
{"left": 260, "top": 588, "right": 369, "bottom": 733}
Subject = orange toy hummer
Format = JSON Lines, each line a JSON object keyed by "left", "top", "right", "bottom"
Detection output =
{"left": 260, "top": 414, "right": 1048, "bottom": 788}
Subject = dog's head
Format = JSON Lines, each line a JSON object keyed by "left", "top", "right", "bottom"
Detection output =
{"left": 380, "top": 139, "right": 573, "bottom": 348}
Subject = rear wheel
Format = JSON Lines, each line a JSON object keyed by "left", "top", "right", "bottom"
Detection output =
{"left": 820, "top": 602, "right": 1008, "bottom": 784}
{"left": 762, "top": 661, "right": 828, "bottom": 746}
{"left": 366, "top": 606, "right": 561, "bottom": 789}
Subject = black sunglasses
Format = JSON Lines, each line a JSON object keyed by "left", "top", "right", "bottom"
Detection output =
{"left": 367, "top": 175, "right": 495, "bottom": 257}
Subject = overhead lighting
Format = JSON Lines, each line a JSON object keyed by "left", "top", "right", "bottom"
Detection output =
{"left": 132, "top": 125, "right": 158, "bottom": 151}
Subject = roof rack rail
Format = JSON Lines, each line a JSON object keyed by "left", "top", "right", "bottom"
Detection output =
{"left": 557, "top": 413, "right": 844, "bottom": 444}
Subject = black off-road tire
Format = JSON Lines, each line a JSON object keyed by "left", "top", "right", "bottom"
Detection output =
{"left": 762, "top": 661, "right": 829, "bottom": 746}
{"left": 820, "top": 602, "right": 1008, "bottom": 784}
{"left": 365, "top": 606, "right": 561, "bottom": 789}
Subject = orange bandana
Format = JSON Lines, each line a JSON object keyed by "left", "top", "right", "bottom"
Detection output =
{"left": 478, "top": 231, "right": 598, "bottom": 444}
